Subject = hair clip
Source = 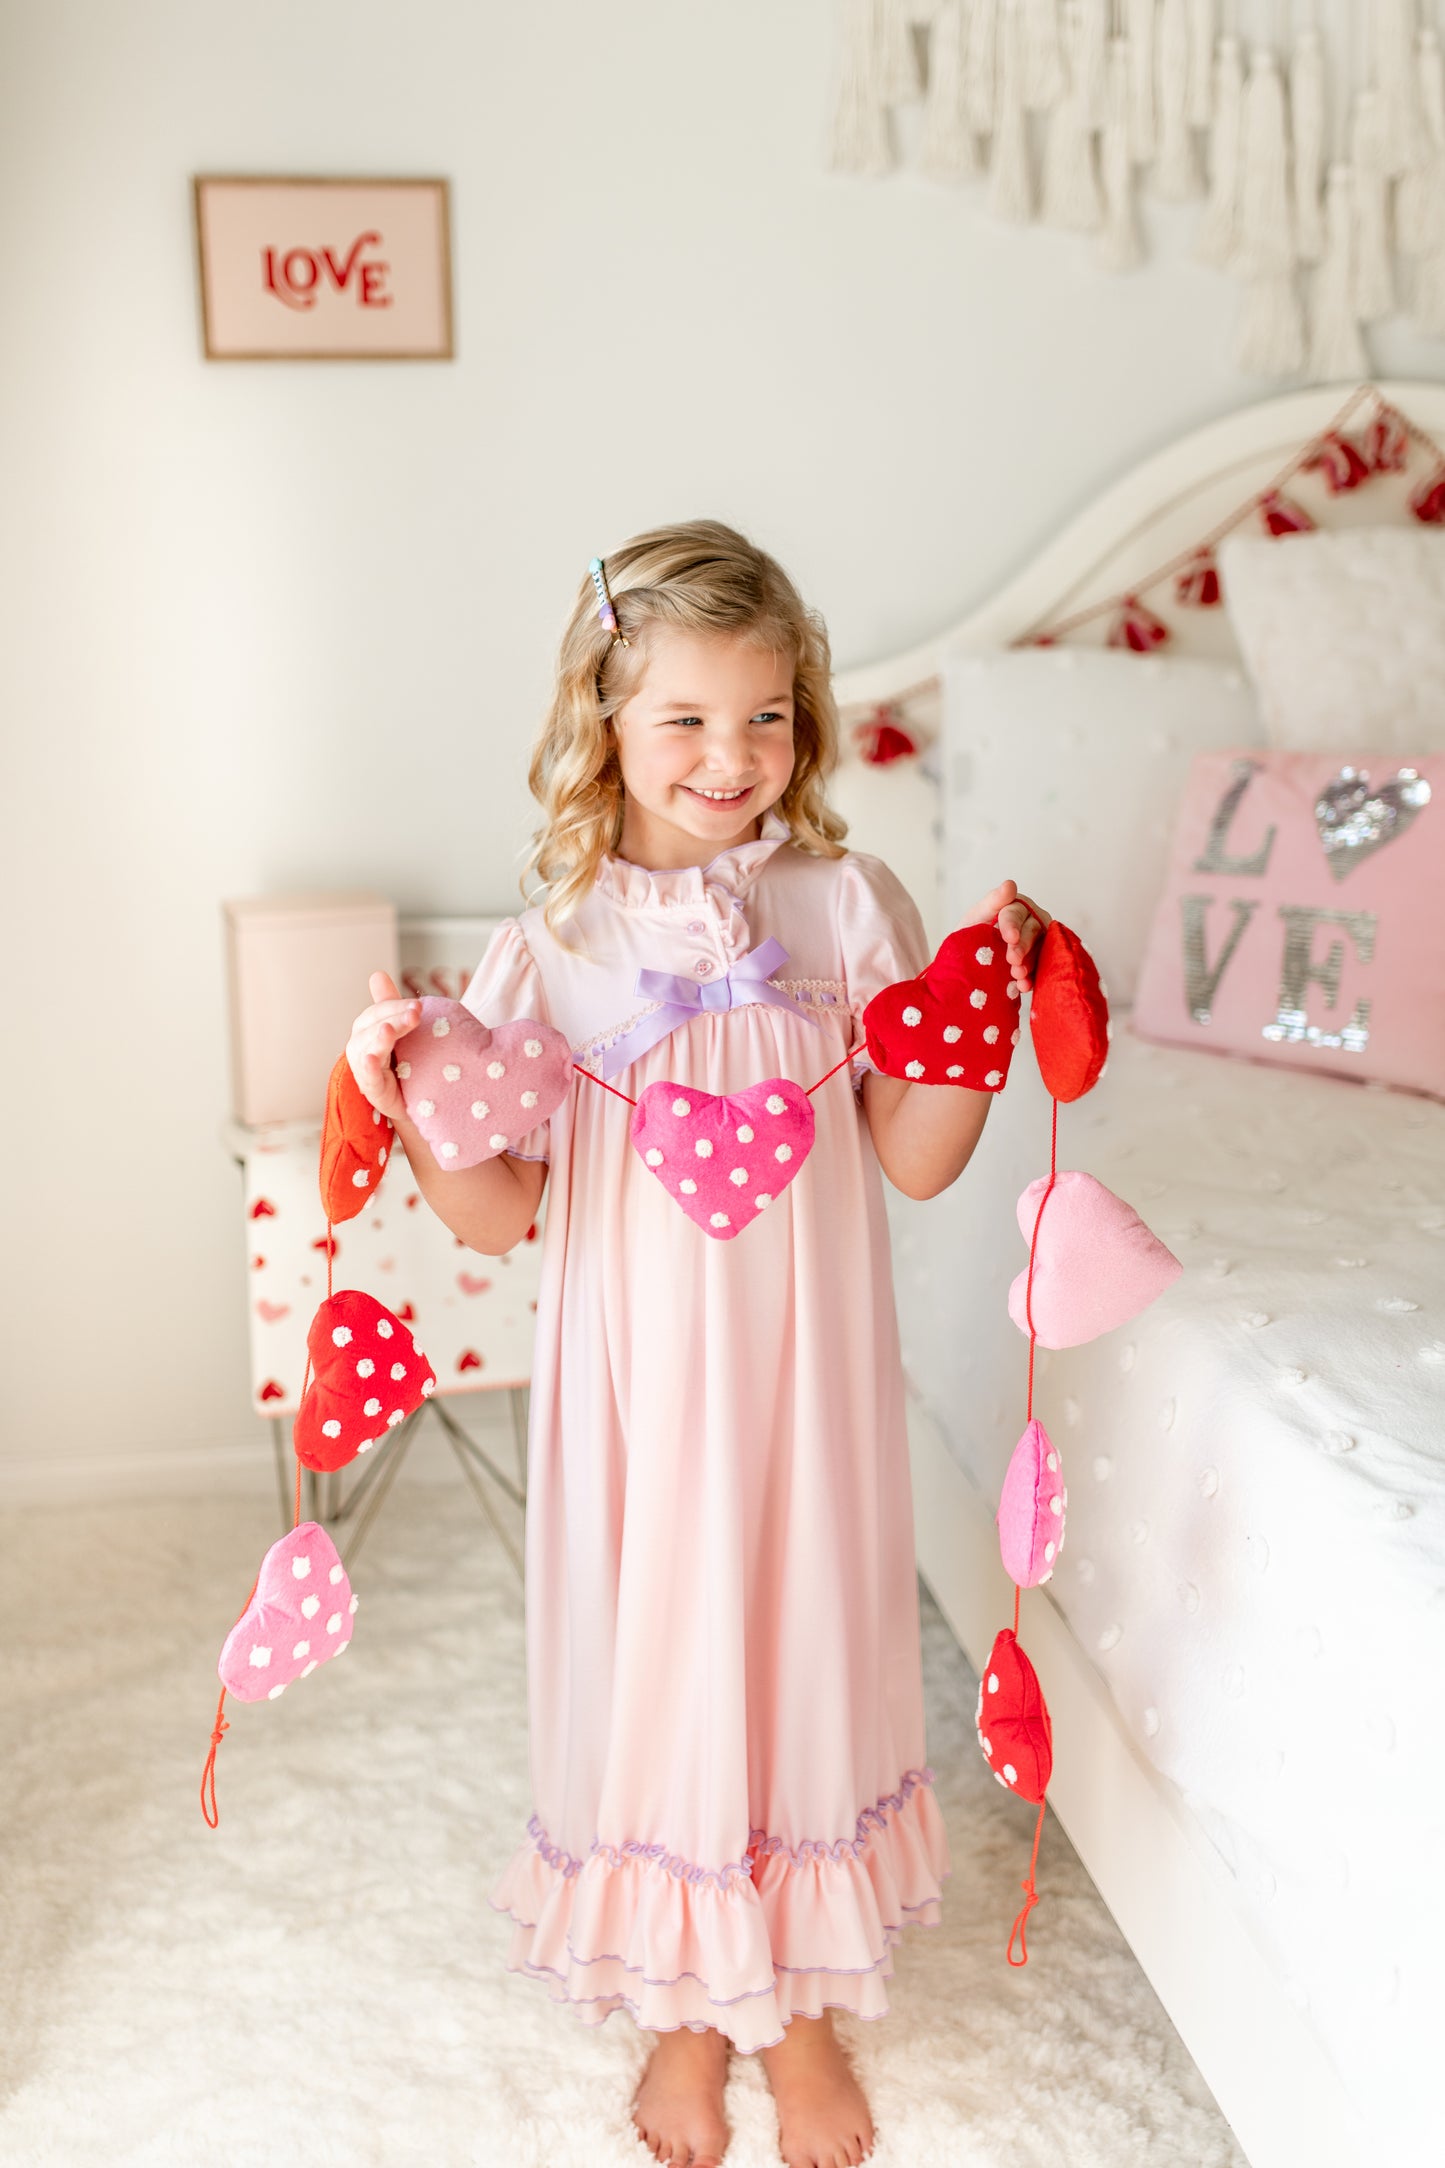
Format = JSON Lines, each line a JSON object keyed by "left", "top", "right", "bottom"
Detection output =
{"left": 588, "top": 556, "right": 630, "bottom": 647}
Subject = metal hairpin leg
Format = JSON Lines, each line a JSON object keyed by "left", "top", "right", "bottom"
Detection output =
{"left": 267, "top": 1390, "right": 528, "bottom": 1583}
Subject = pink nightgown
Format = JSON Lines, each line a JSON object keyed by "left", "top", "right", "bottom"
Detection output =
{"left": 461, "top": 808, "right": 951, "bottom": 2052}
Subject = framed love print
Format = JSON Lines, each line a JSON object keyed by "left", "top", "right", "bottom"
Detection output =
{"left": 193, "top": 175, "right": 453, "bottom": 360}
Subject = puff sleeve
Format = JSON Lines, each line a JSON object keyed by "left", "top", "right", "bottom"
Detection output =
{"left": 459, "top": 918, "right": 554, "bottom": 1162}
{"left": 835, "top": 851, "right": 932, "bottom": 1092}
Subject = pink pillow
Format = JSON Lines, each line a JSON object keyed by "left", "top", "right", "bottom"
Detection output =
{"left": 1133, "top": 749, "right": 1441, "bottom": 1097}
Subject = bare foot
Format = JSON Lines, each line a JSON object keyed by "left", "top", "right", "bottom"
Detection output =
{"left": 629, "top": 2023, "right": 732, "bottom": 2167}
{"left": 759, "top": 2010, "right": 875, "bottom": 2168}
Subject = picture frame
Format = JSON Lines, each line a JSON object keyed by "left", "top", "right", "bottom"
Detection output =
{"left": 193, "top": 174, "right": 454, "bottom": 361}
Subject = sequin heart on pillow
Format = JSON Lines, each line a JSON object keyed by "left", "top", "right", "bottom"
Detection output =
{"left": 219, "top": 1522, "right": 357, "bottom": 1703}
{"left": 392, "top": 997, "right": 572, "bottom": 1171}
{"left": 862, "top": 920, "right": 1022, "bottom": 1090}
{"left": 630, "top": 1078, "right": 815, "bottom": 1239}
{"left": 293, "top": 1290, "right": 436, "bottom": 1472}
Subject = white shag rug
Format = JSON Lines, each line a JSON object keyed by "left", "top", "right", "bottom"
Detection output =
{"left": 0, "top": 1473, "right": 1246, "bottom": 2168}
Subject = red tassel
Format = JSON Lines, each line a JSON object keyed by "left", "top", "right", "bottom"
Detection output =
{"left": 855, "top": 703, "right": 918, "bottom": 765}
{"left": 1174, "top": 548, "right": 1221, "bottom": 608}
{"left": 1302, "top": 432, "right": 1371, "bottom": 494}
{"left": 1032, "top": 633, "right": 1057, "bottom": 648}
{"left": 1411, "top": 467, "right": 1445, "bottom": 525}
{"left": 1106, "top": 595, "right": 1170, "bottom": 651}
{"left": 1366, "top": 409, "right": 1410, "bottom": 474}
{"left": 1259, "top": 490, "right": 1315, "bottom": 535}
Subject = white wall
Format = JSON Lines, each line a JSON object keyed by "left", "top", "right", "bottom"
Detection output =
{"left": 2, "top": 0, "right": 1440, "bottom": 1493}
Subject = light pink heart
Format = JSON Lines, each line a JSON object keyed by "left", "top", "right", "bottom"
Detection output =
{"left": 458, "top": 1272, "right": 492, "bottom": 1295}
{"left": 393, "top": 997, "right": 571, "bottom": 1171}
{"left": 1007, "top": 1170, "right": 1182, "bottom": 1347}
{"left": 218, "top": 1522, "right": 356, "bottom": 1703}
{"left": 996, "top": 1418, "right": 1067, "bottom": 1588}
{"left": 255, "top": 1299, "right": 290, "bottom": 1323}
{"left": 630, "top": 1077, "right": 815, "bottom": 1240}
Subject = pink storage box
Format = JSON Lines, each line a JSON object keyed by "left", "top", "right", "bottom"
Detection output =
{"left": 223, "top": 891, "right": 398, "bottom": 1126}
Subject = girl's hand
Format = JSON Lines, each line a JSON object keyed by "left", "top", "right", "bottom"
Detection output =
{"left": 967, "top": 880, "right": 1053, "bottom": 993}
{"left": 345, "top": 971, "right": 422, "bottom": 1124}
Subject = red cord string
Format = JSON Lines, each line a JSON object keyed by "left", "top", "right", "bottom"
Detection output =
{"left": 571, "top": 1044, "right": 866, "bottom": 1107}
{"left": 1007, "top": 1799, "right": 1048, "bottom": 1965}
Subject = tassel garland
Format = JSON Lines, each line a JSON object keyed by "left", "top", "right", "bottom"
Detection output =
{"left": 1289, "top": 28, "right": 1326, "bottom": 266}
{"left": 1153, "top": 0, "right": 1201, "bottom": 202}
{"left": 1042, "top": 0, "right": 1103, "bottom": 232}
{"left": 988, "top": 0, "right": 1035, "bottom": 225}
{"left": 1098, "top": 36, "right": 1142, "bottom": 271}
{"left": 1307, "top": 163, "right": 1368, "bottom": 384}
{"left": 922, "top": 0, "right": 981, "bottom": 180}
{"left": 1195, "top": 34, "right": 1244, "bottom": 270}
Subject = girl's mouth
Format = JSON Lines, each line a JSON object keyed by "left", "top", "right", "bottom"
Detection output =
{"left": 681, "top": 784, "right": 753, "bottom": 808}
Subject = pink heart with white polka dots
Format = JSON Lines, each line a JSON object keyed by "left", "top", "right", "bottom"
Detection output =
{"left": 218, "top": 1522, "right": 357, "bottom": 1704}
{"left": 392, "top": 997, "right": 571, "bottom": 1171}
{"left": 630, "top": 1077, "right": 815, "bottom": 1240}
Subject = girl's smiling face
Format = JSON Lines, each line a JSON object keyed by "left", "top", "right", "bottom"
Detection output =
{"left": 610, "top": 625, "right": 797, "bottom": 870}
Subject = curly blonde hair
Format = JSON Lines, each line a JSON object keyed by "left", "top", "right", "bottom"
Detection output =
{"left": 523, "top": 520, "right": 848, "bottom": 937}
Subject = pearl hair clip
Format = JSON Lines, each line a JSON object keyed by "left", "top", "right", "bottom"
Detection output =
{"left": 588, "top": 556, "right": 630, "bottom": 647}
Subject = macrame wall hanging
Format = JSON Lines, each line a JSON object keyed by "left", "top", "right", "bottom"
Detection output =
{"left": 828, "top": 1, "right": 1445, "bottom": 380}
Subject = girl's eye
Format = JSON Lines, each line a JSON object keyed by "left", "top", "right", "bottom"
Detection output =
{"left": 752, "top": 711, "right": 787, "bottom": 724}
{"left": 666, "top": 716, "right": 703, "bottom": 728}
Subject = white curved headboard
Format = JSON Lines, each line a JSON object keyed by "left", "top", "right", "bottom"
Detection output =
{"left": 827, "top": 378, "right": 1445, "bottom": 940}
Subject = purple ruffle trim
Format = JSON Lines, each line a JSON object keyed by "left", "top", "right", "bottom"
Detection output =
{"left": 522, "top": 1765, "right": 937, "bottom": 1892}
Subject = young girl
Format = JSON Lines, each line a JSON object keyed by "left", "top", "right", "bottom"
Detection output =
{"left": 347, "top": 523, "right": 1049, "bottom": 2168}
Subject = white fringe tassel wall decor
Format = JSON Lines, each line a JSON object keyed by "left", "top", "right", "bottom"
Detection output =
{"left": 1373, "top": 0, "right": 1424, "bottom": 180}
{"left": 965, "top": 0, "right": 1001, "bottom": 134}
{"left": 1195, "top": 32, "right": 1244, "bottom": 269}
{"left": 1022, "top": 0, "right": 1066, "bottom": 112}
{"left": 1308, "top": 160, "right": 1368, "bottom": 381}
{"left": 988, "top": 0, "right": 1036, "bottom": 223}
{"left": 1125, "top": 0, "right": 1157, "bottom": 165}
{"left": 1351, "top": 88, "right": 1396, "bottom": 324}
{"left": 1186, "top": 0, "right": 1215, "bottom": 130}
{"left": 1099, "top": 34, "right": 1143, "bottom": 270}
{"left": 1396, "top": 26, "right": 1445, "bottom": 262}
{"left": 922, "top": 0, "right": 982, "bottom": 179}
{"left": 1076, "top": 0, "right": 1109, "bottom": 127}
{"left": 1290, "top": 25, "right": 1326, "bottom": 264}
{"left": 1231, "top": 45, "right": 1303, "bottom": 377}
{"left": 878, "top": 0, "right": 925, "bottom": 103}
{"left": 1042, "top": 0, "right": 1104, "bottom": 230}
{"left": 829, "top": 0, "right": 895, "bottom": 174}
{"left": 1154, "top": 0, "right": 1202, "bottom": 201}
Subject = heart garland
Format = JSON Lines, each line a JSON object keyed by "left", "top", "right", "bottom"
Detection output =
{"left": 219, "top": 1522, "right": 357, "bottom": 1703}
{"left": 293, "top": 1289, "right": 437, "bottom": 1472}
{"left": 630, "top": 1078, "right": 816, "bottom": 1240}
{"left": 861, "top": 919, "right": 1023, "bottom": 1090}
{"left": 392, "top": 997, "right": 572, "bottom": 1169}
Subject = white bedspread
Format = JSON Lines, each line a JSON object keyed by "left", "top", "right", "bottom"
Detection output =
{"left": 887, "top": 1021, "right": 1445, "bottom": 2157}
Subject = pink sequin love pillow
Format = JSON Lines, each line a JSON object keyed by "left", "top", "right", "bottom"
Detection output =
{"left": 1007, "top": 1170, "right": 1182, "bottom": 1347}
{"left": 392, "top": 997, "right": 571, "bottom": 1170}
{"left": 996, "top": 1418, "right": 1066, "bottom": 1588}
{"left": 219, "top": 1522, "right": 357, "bottom": 1703}
{"left": 630, "top": 1078, "right": 815, "bottom": 1239}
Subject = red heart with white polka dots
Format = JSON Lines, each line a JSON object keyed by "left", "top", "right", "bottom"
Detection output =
{"left": 392, "top": 997, "right": 571, "bottom": 1171}
{"left": 630, "top": 1077, "right": 815, "bottom": 1240}
{"left": 293, "top": 1289, "right": 436, "bottom": 1473}
{"left": 862, "top": 920, "right": 1022, "bottom": 1090}
{"left": 219, "top": 1522, "right": 357, "bottom": 1703}
{"left": 975, "top": 1626, "right": 1052, "bottom": 1804}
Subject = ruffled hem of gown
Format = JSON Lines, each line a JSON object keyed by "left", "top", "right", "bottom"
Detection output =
{"left": 487, "top": 1767, "right": 951, "bottom": 2052}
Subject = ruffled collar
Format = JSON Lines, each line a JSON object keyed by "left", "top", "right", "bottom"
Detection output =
{"left": 594, "top": 807, "right": 792, "bottom": 911}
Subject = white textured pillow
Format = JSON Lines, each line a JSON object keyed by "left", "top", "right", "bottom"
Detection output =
{"left": 941, "top": 647, "right": 1263, "bottom": 1007}
{"left": 1219, "top": 528, "right": 1445, "bottom": 755}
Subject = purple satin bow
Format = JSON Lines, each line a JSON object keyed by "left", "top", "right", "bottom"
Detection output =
{"left": 597, "top": 936, "right": 823, "bottom": 1081}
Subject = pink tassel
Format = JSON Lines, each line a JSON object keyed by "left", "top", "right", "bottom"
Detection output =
{"left": 1174, "top": 549, "right": 1221, "bottom": 607}
{"left": 1302, "top": 432, "right": 1372, "bottom": 494}
{"left": 1367, "top": 410, "right": 1410, "bottom": 474}
{"left": 1259, "top": 490, "right": 1315, "bottom": 536}
{"left": 1107, "top": 595, "right": 1170, "bottom": 650}
{"left": 1410, "top": 468, "right": 1445, "bottom": 524}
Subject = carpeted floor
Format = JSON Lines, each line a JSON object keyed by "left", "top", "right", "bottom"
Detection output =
{"left": 0, "top": 1464, "right": 1247, "bottom": 2168}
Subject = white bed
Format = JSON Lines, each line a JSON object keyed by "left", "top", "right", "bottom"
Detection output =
{"left": 830, "top": 382, "right": 1445, "bottom": 2168}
